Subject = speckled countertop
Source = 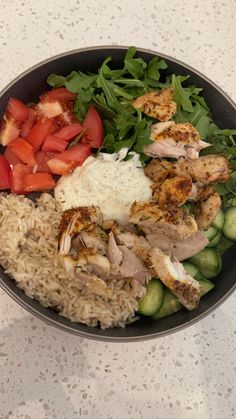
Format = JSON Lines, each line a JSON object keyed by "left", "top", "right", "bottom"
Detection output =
{"left": 0, "top": 1, "right": 236, "bottom": 418}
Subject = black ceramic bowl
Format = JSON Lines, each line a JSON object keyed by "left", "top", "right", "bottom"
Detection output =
{"left": 0, "top": 47, "right": 236, "bottom": 342}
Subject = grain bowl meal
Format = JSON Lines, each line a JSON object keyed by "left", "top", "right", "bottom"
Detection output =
{"left": 0, "top": 47, "right": 235, "bottom": 328}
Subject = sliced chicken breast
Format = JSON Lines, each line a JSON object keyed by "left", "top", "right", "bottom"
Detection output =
{"left": 195, "top": 187, "right": 222, "bottom": 230}
{"left": 144, "top": 155, "right": 230, "bottom": 185}
{"left": 130, "top": 201, "right": 197, "bottom": 240}
{"left": 146, "top": 231, "right": 208, "bottom": 261}
{"left": 144, "top": 123, "right": 210, "bottom": 159}
{"left": 151, "top": 176, "right": 194, "bottom": 208}
{"left": 132, "top": 88, "right": 177, "bottom": 121}
{"left": 118, "top": 246, "right": 151, "bottom": 282}
{"left": 149, "top": 248, "right": 201, "bottom": 310}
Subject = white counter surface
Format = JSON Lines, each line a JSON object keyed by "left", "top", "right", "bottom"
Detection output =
{"left": 0, "top": 1, "right": 235, "bottom": 418}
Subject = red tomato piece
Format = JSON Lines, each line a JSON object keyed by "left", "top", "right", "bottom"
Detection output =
{"left": 21, "top": 108, "right": 36, "bottom": 139}
{"left": 56, "top": 144, "right": 91, "bottom": 165}
{"left": 22, "top": 172, "right": 56, "bottom": 192}
{"left": 8, "top": 138, "right": 37, "bottom": 167}
{"left": 7, "top": 98, "right": 29, "bottom": 122}
{"left": 40, "top": 88, "right": 76, "bottom": 103}
{"left": 35, "top": 151, "right": 57, "bottom": 173}
{"left": 42, "top": 135, "right": 68, "bottom": 153}
{"left": 0, "top": 155, "right": 11, "bottom": 190}
{"left": 11, "top": 163, "right": 32, "bottom": 194}
{"left": 27, "top": 118, "right": 57, "bottom": 151}
{"left": 82, "top": 106, "right": 103, "bottom": 148}
{"left": 36, "top": 101, "right": 64, "bottom": 119}
{"left": 4, "top": 147, "right": 21, "bottom": 167}
{"left": 56, "top": 123, "right": 84, "bottom": 141}
{"left": 0, "top": 114, "right": 20, "bottom": 146}
{"left": 47, "top": 158, "right": 76, "bottom": 176}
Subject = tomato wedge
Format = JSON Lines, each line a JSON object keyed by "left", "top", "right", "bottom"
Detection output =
{"left": 47, "top": 158, "right": 76, "bottom": 176}
{"left": 82, "top": 106, "right": 103, "bottom": 148}
{"left": 56, "top": 144, "right": 91, "bottom": 164}
{"left": 8, "top": 138, "right": 37, "bottom": 167}
{"left": 0, "top": 115, "right": 20, "bottom": 146}
{"left": 21, "top": 108, "right": 36, "bottom": 139}
{"left": 40, "top": 88, "right": 76, "bottom": 103}
{"left": 11, "top": 163, "right": 32, "bottom": 194}
{"left": 35, "top": 151, "right": 56, "bottom": 173}
{"left": 42, "top": 135, "right": 68, "bottom": 153}
{"left": 27, "top": 118, "right": 57, "bottom": 151}
{"left": 22, "top": 173, "right": 56, "bottom": 192}
{"left": 37, "top": 101, "right": 64, "bottom": 119}
{"left": 7, "top": 98, "right": 29, "bottom": 122}
{"left": 0, "top": 155, "right": 11, "bottom": 190}
{"left": 56, "top": 123, "right": 84, "bottom": 141}
{"left": 4, "top": 146, "right": 21, "bottom": 167}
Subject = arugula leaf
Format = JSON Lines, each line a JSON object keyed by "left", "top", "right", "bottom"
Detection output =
{"left": 47, "top": 74, "right": 66, "bottom": 88}
{"left": 101, "top": 134, "right": 115, "bottom": 153}
{"left": 73, "top": 87, "right": 94, "bottom": 120}
{"left": 124, "top": 47, "right": 147, "bottom": 79}
{"left": 146, "top": 57, "right": 167, "bottom": 81}
{"left": 171, "top": 74, "right": 194, "bottom": 112}
{"left": 65, "top": 72, "right": 97, "bottom": 92}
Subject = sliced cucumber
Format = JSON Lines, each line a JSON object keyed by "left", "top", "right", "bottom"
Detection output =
{"left": 223, "top": 207, "right": 236, "bottom": 240}
{"left": 189, "top": 248, "right": 222, "bottom": 279}
{"left": 182, "top": 262, "right": 199, "bottom": 278}
{"left": 207, "top": 231, "right": 222, "bottom": 248}
{"left": 138, "top": 279, "right": 164, "bottom": 316}
{"left": 211, "top": 209, "right": 225, "bottom": 231}
{"left": 217, "top": 236, "right": 233, "bottom": 255}
{"left": 151, "top": 289, "right": 182, "bottom": 320}
{"left": 202, "top": 226, "right": 218, "bottom": 241}
{"left": 197, "top": 277, "right": 214, "bottom": 296}
{"left": 195, "top": 271, "right": 206, "bottom": 281}
{"left": 230, "top": 197, "right": 236, "bottom": 207}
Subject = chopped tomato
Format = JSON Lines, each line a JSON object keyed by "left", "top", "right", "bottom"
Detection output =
{"left": 35, "top": 151, "right": 56, "bottom": 173}
{"left": 36, "top": 101, "right": 64, "bottom": 119}
{"left": 42, "top": 135, "right": 68, "bottom": 153}
{"left": 21, "top": 108, "right": 36, "bottom": 139}
{"left": 22, "top": 172, "right": 56, "bottom": 192}
{"left": 4, "top": 146, "right": 21, "bottom": 167}
{"left": 82, "top": 106, "right": 103, "bottom": 148}
{"left": 40, "top": 88, "right": 76, "bottom": 103}
{"left": 11, "top": 163, "right": 32, "bottom": 194}
{"left": 47, "top": 158, "right": 76, "bottom": 176}
{"left": 56, "top": 123, "right": 84, "bottom": 141}
{"left": 0, "top": 155, "right": 11, "bottom": 190}
{"left": 27, "top": 118, "right": 57, "bottom": 151}
{"left": 0, "top": 115, "right": 20, "bottom": 146}
{"left": 56, "top": 143, "right": 91, "bottom": 165}
{"left": 7, "top": 98, "right": 29, "bottom": 122}
{"left": 8, "top": 138, "right": 37, "bottom": 167}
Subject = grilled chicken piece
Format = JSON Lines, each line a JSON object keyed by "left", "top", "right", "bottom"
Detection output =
{"left": 130, "top": 201, "right": 197, "bottom": 240}
{"left": 132, "top": 88, "right": 177, "bottom": 121}
{"left": 107, "top": 232, "right": 123, "bottom": 265}
{"left": 151, "top": 176, "right": 194, "bottom": 208}
{"left": 59, "top": 206, "right": 103, "bottom": 255}
{"left": 145, "top": 155, "right": 230, "bottom": 185}
{"left": 118, "top": 246, "right": 151, "bottom": 282}
{"left": 146, "top": 231, "right": 208, "bottom": 261}
{"left": 111, "top": 226, "right": 151, "bottom": 264}
{"left": 150, "top": 248, "right": 201, "bottom": 310}
{"left": 195, "top": 187, "right": 222, "bottom": 230}
{"left": 144, "top": 122, "right": 210, "bottom": 159}
{"left": 75, "top": 271, "right": 113, "bottom": 298}
{"left": 80, "top": 227, "right": 107, "bottom": 255}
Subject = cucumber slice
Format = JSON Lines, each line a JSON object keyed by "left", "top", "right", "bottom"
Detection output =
{"left": 212, "top": 209, "right": 225, "bottom": 231}
{"left": 138, "top": 279, "right": 164, "bottom": 316}
{"left": 197, "top": 277, "right": 215, "bottom": 296}
{"left": 182, "top": 262, "right": 199, "bottom": 278}
{"left": 230, "top": 197, "right": 236, "bottom": 207}
{"left": 217, "top": 236, "right": 233, "bottom": 255}
{"left": 207, "top": 231, "right": 222, "bottom": 248}
{"left": 223, "top": 207, "right": 236, "bottom": 240}
{"left": 151, "top": 289, "right": 182, "bottom": 320}
{"left": 195, "top": 271, "right": 206, "bottom": 281}
{"left": 189, "top": 248, "right": 222, "bottom": 279}
{"left": 202, "top": 226, "right": 218, "bottom": 241}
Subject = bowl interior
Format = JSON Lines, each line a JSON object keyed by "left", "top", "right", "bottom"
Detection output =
{"left": 0, "top": 47, "right": 235, "bottom": 341}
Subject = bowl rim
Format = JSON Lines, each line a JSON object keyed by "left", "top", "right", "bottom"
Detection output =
{"left": 0, "top": 45, "right": 235, "bottom": 342}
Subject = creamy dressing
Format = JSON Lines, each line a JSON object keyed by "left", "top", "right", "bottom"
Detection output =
{"left": 54, "top": 154, "right": 152, "bottom": 224}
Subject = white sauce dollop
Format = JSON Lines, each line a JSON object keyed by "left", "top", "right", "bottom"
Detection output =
{"left": 54, "top": 154, "right": 152, "bottom": 224}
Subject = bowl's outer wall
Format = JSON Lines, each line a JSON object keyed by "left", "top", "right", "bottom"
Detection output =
{"left": 0, "top": 47, "right": 236, "bottom": 341}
